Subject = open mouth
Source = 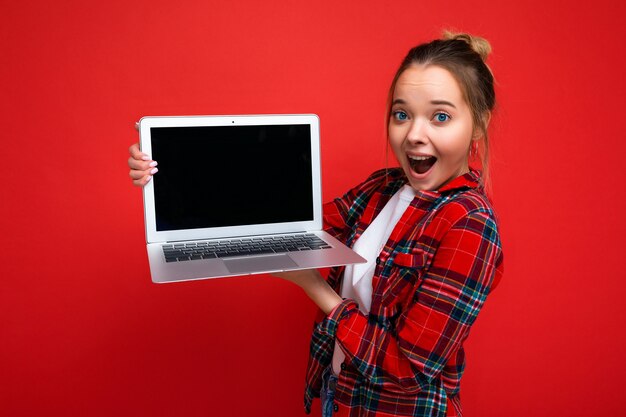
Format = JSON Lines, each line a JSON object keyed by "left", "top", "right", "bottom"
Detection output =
{"left": 408, "top": 154, "right": 437, "bottom": 174}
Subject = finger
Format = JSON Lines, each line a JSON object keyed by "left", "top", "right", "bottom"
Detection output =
{"left": 128, "top": 156, "right": 157, "bottom": 171}
{"left": 132, "top": 174, "right": 153, "bottom": 187}
{"left": 129, "top": 167, "right": 158, "bottom": 181}
{"left": 129, "top": 143, "right": 151, "bottom": 161}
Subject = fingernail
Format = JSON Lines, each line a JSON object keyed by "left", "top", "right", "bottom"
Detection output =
{"left": 145, "top": 175, "right": 152, "bottom": 183}
{"left": 150, "top": 168, "right": 158, "bottom": 175}
{"left": 149, "top": 161, "right": 158, "bottom": 167}
{"left": 141, "top": 155, "right": 151, "bottom": 161}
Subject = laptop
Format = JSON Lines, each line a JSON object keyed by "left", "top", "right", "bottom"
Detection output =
{"left": 139, "top": 114, "right": 366, "bottom": 283}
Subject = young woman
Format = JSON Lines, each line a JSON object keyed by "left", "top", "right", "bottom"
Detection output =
{"left": 128, "top": 32, "right": 503, "bottom": 417}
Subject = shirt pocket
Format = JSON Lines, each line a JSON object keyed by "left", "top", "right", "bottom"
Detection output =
{"left": 381, "top": 250, "right": 429, "bottom": 311}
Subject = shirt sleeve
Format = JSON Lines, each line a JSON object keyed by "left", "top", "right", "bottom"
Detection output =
{"left": 323, "top": 168, "right": 391, "bottom": 243}
{"left": 317, "top": 209, "right": 503, "bottom": 394}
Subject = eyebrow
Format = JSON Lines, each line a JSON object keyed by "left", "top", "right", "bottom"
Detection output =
{"left": 430, "top": 100, "right": 457, "bottom": 109}
{"left": 391, "top": 98, "right": 457, "bottom": 109}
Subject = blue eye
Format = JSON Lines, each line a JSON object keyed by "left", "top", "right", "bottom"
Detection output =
{"left": 435, "top": 113, "right": 450, "bottom": 122}
{"left": 393, "top": 111, "right": 408, "bottom": 121}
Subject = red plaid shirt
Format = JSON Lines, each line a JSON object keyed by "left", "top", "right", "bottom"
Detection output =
{"left": 304, "top": 168, "right": 503, "bottom": 417}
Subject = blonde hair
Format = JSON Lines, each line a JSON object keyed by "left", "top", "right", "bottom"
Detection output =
{"left": 386, "top": 31, "right": 496, "bottom": 189}
{"left": 443, "top": 31, "right": 492, "bottom": 61}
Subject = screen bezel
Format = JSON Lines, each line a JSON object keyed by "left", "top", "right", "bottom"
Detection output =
{"left": 139, "top": 114, "right": 322, "bottom": 243}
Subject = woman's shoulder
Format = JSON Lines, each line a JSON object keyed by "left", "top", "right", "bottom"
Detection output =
{"left": 436, "top": 186, "right": 499, "bottom": 227}
{"left": 363, "top": 167, "right": 405, "bottom": 182}
{"left": 353, "top": 167, "right": 405, "bottom": 193}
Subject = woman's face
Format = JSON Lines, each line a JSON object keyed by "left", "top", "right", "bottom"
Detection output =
{"left": 388, "top": 64, "right": 475, "bottom": 191}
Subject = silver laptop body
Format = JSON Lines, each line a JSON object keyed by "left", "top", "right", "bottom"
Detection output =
{"left": 139, "top": 114, "right": 366, "bottom": 283}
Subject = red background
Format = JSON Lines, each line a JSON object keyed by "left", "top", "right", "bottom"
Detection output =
{"left": 2, "top": 1, "right": 625, "bottom": 416}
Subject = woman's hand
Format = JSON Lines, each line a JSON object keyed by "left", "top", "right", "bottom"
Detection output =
{"left": 128, "top": 142, "right": 158, "bottom": 187}
{"left": 273, "top": 270, "right": 343, "bottom": 315}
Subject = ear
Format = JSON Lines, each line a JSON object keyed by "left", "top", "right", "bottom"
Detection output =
{"left": 483, "top": 110, "right": 492, "bottom": 129}
{"left": 472, "top": 111, "right": 492, "bottom": 140}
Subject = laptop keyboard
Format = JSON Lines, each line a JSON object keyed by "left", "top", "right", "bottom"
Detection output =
{"left": 162, "top": 233, "right": 332, "bottom": 263}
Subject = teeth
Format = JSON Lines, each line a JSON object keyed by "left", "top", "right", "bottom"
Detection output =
{"left": 408, "top": 155, "right": 433, "bottom": 161}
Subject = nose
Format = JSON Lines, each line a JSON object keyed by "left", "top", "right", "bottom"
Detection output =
{"left": 406, "top": 119, "right": 429, "bottom": 145}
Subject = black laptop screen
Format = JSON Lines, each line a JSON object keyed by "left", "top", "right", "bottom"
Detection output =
{"left": 150, "top": 124, "right": 314, "bottom": 231}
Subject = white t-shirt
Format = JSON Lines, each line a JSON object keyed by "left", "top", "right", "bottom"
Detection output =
{"left": 331, "top": 184, "right": 416, "bottom": 375}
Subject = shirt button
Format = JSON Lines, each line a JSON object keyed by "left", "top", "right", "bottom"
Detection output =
{"left": 340, "top": 363, "right": 346, "bottom": 370}
{"left": 375, "top": 257, "right": 380, "bottom": 265}
{"left": 333, "top": 403, "right": 339, "bottom": 412}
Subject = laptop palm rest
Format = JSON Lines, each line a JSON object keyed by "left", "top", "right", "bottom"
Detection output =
{"left": 224, "top": 254, "right": 298, "bottom": 274}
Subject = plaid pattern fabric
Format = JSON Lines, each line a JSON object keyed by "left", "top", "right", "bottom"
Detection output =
{"left": 304, "top": 168, "right": 503, "bottom": 417}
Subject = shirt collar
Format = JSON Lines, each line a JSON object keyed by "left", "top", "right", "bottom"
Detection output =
{"left": 402, "top": 169, "right": 482, "bottom": 205}
{"left": 386, "top": 168, "right": 482, "bottom": 200}
{"left": 437, "top": 169, "right": 481, "bottom": 193}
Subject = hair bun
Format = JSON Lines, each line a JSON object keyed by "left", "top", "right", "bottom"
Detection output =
{"left": 443, "top": 30, "right": 492, "bottom": 61}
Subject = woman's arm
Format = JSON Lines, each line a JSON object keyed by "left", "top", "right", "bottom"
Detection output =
{"left": 273, "top": 269, "right": 342, "bottom": 314}
{"left": 281, "top": 170, "right": 400, "bottom": 310}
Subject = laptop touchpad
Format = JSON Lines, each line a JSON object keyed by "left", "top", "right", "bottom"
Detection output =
{"left": 224, "top": 254, "right": 298, "bottom": 274}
